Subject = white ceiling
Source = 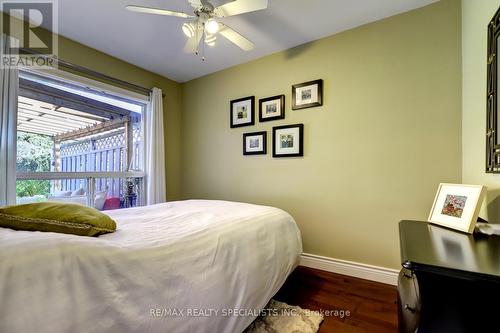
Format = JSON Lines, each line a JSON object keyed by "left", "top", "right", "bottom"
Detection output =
{"left": 55, "top": 0, "right": 437, "bottom": 82}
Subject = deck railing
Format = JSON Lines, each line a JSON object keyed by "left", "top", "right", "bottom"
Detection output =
{"left": 16, "top": 171, "right": 145, "bottom": 208}
{"left": 58, "top": 128, "right": 141, "bottom": 197}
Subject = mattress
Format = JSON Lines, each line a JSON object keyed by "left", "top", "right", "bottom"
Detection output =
{"left": 0, "top": 200, "right": 302, "bottom": 333}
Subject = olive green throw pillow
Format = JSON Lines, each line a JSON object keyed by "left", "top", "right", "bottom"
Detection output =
{"left": 0, "top": 202, "right": 116, "bottom": 237}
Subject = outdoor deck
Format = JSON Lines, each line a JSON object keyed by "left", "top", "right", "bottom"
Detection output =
{"left": 16, "top": 72, "right": 145, "bottom": 210}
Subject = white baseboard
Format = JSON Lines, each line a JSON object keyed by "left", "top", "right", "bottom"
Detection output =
{"left": 300, "top": 253, "right": 399, "bottom": 286}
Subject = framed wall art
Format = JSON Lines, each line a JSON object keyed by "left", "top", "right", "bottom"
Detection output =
{"left": 428, "top": 183, "right": 487, "bottom": 234}
{"left": 486, "top": 6, "right": 500, "bottom": 172}
{"left": 292, "top": 79, "right": 323, "bottom": 110}
{"left": 230, "top": 96, "right": 255, "bottom": 128}
{"left": 243, "top": 131, "right": 267, "bottom": 155}
{"left": 272, "top": 124, "right": 304, "bottom": 158}
{"left": 259, "top": 95, "right": 285, "bottom": 122}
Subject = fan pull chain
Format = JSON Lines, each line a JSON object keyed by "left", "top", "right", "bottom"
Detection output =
{"left": 192, "top": 22, "right": 207, "bottom": 62}
{"left": 193, "top": 21, "right": 199, "bottom": 56}
{"left": 202, "top": 33, "right": 206, "bottom": 62}
{"left": 201, "top": 25, "right": 206, "bottom": 62}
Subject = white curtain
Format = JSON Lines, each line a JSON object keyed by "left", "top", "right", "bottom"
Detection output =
{"left": 0, "top": 34, "right": 19, "bottom": 206}
{"left": 145, "top": 87, "right": 166, "bottom": 205}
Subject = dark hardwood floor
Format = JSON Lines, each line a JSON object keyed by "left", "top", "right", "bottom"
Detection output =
{"left": 274, "top": 266, "right": 398, "bottom": 333}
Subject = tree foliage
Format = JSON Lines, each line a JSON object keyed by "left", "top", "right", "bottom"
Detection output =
{"left": 16, "top": 132, "right": 52, "bottom": 198}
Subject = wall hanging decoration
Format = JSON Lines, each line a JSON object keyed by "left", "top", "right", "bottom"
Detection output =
{"left": 243, "top": 131, "right": 267, "bottom": 155}
{"left": 230, "top": 96, "right": 255, "bottom": 128}
{"left": 428, "top": 183, "right": 487, "bottom": 234}
{"left": 292, "top": 79, "right": 323, "bottom": 110}
{"left": 259, "top": 95, "right": 285, "bottom": 122}
{"left": 486, "top": 6, "right": 500, "bottom": 172}
{"left": 272, "top": 124, "right": 304, "bottom": 158}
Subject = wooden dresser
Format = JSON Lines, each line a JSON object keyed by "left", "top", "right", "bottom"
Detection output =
{"left": 398, "top": 220, "right": 500, "bottom": 333}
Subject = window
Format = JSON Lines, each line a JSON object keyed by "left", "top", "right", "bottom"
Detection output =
{"left": 15, "top": 70, "right": 148, "bottom": 210}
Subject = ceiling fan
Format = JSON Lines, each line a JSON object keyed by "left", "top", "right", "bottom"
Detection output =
{"left": 126, "top": 0, "right": 268, "bottom": 58}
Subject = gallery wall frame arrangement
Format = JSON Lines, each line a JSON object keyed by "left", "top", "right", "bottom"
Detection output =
{"left": 230, "top": 79, "right": 323, "bottom": 158}
{"left": 230, "top": 96, "right": 255, "bottom": 128}
{"left": 428, "top": 183, "right": 487, "bottom": 234}
{"left": 292, "top": 79, "right": 323, "bottom": 110}
{"left": 272, "top": 124, "right": 304, "bottom": 158}
{"left": 259, "top": 95, "right": 285, "bottom": 122}
{"left": 243, "top": 131, "right": 267, "bottom": 155}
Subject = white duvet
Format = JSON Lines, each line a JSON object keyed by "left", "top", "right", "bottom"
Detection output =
{"left": 0, "top": 200, "right": 302, "bottom": 333}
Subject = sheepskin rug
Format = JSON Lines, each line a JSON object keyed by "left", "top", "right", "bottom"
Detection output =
{"left": 244, "top": 300, "right": 324, "bottom": 333}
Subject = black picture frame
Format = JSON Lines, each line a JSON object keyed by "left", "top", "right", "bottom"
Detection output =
{"left": 243, "top": 131, "right": 267, "bottom": 155}
{"left": 259, "top": 95, "right": 285, "bottom": 122}
{"left": 230, "top": 96, "right": 255, "bottom": 128}
{"left": 272, "top": 124, "right": 304, "bottom": 158}
{"left": 292, "top": 79, "right": 323, "bottom": 110}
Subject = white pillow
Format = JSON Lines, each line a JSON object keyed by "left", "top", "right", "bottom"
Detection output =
{"left": 71, "top": 188, "right": 85, "bottom": 196}
{"left": 52, "top": 190, "right": 72, "bottom": 197}
{"left": 94, "top": 191, "right": 107, "bottom": 211}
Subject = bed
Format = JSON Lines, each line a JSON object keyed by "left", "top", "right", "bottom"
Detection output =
{"left": 0, "top": 200, "right": 302, "bottom": 333}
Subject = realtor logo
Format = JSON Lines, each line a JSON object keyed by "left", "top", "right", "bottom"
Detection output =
{"left": 1, "top": 0, "right": 58, "bottom": 67}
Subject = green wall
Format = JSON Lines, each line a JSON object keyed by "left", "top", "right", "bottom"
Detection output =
{"left": 180, "top": 0, "right": 462, "bottom": 269}
{"left": 4, "top": 1, "right": 466, "bottom": 269}
{"left": 55, "top": 37, "right": 183, "bottom": 200}
{"left": 461, "top": 0, "right": 500, "bottom": 221}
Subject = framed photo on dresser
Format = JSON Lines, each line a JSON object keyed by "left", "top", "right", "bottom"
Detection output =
{"left": 428, "top": 183, "right": 487, "bottom": 234}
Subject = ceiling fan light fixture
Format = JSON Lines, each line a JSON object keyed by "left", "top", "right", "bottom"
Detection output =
{"left": 182, "top": 22, "right": 196, "bottom": 38}
{"left": 205, "top": 18, "right": 220, "bottom": 34}
{"left": 126, "top": 0, "right": 266, "bottom": 55}
{"left": 205, "top": 33, "right": 217, "bottom": 46}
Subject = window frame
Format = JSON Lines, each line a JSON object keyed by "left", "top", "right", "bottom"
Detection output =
{"left": 15, "top": 67, "right": 149, "bottom": 208}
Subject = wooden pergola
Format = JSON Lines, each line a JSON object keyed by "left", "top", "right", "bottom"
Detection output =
{"left": 18, "top": 96, "right": 105, "bottom": 136}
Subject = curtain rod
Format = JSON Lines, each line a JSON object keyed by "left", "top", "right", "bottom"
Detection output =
{"left": 19, "top": 48, "right": 164, "bottom": 97}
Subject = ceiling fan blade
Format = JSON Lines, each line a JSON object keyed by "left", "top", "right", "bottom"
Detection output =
{"left": 126, "top": 5, "right": 194, "bottom": 18}
{"left": 214, "top": 0, "right": 268, "bottom": 17}
{"left": 184, "top": 30, "right": 203, "bottom": 53}
{"left": 219, "top": 24, "right": 254, "bottom": 51}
